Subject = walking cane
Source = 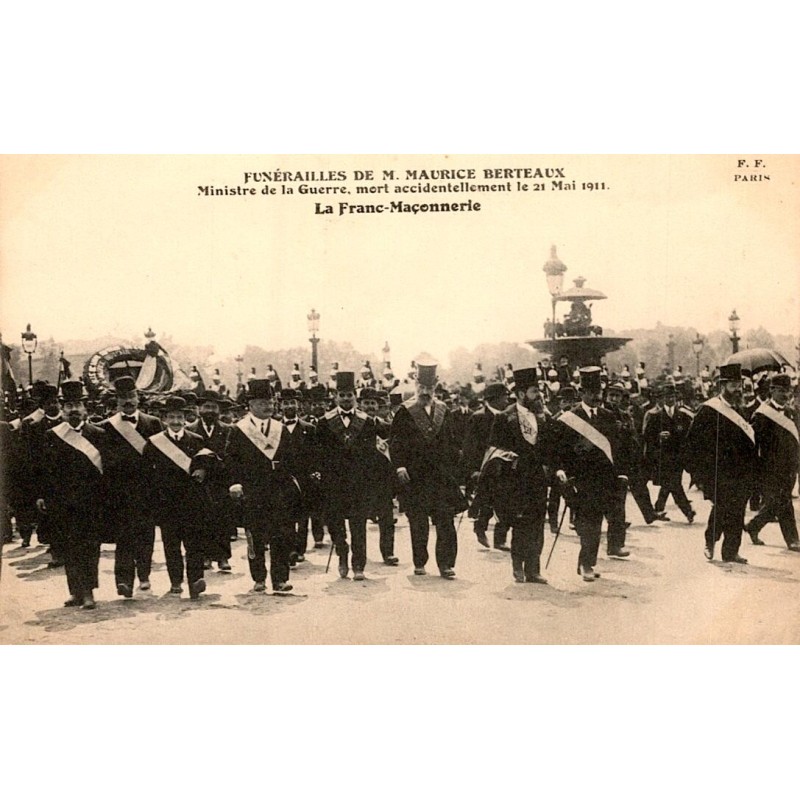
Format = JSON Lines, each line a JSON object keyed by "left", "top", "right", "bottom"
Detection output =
{"left": 545, "top": 485, "right": 572, "bottom": 570}
{"left": 325, "top": 539, "right": 335, "bottom": 573}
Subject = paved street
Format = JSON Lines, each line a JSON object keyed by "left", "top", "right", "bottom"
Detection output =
{"left": 2, "top": 486, "right": 800, "bottom": 645}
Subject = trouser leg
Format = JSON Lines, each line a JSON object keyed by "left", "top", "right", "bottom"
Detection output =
{"left": 576, "top": 502, "right": 603, "bottom": 570}
{"left": 184, "top": 526, "right": 205, "bottom": 585}
{"left": 135, "top": 521, "right": 156, "bottom": 581}
{"left": 432, "top": 510, "right": 457, "bottom": 572}
{"left": 268, "top": 521, "right": 292, "bottom": 588}
{"left": 328, "top": 517, "right": 349, "bottom": 559}
{"left": 667, "top": 475, "right": 693, "bottom": 519}
{"left": 378, "top": 510, "right": 395, "bottom": 560}
{"left": 246, "top": 528, "right": 268, "bottom": 584}
{"left": 606, "top": 483, "right": 628, "bottom": 552}
{"left": 161, "top": 525, "right": 186, "bottom": 586}
{"left": 654, "top": 486, "right": 669, "bottom": 513}
{"left": 493, "top": 516, "right": 509, "bottom": 548}
{"left": 629, "top": 474, "right": 657, "bottom": 523}
{"left": 406, "top": 509, "right": 430, "bottom": 569}
{"left": 719, "top": 490, "right": 747, "bottom": 561}
{"left": 349, "top": 516, "right": 367, "bottom": 571}
{"left": 114, "top": 526, "right": 136, "bottom": 587}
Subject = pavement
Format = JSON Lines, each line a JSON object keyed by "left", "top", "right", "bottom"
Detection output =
{"left": 2, "top": 485, "right": 800, "bottom": 644}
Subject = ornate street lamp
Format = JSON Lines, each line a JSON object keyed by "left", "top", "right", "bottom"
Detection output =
{"left": 667, "top": 333, "right": 676, "bottom": 373}
{"left": 728, "top": 309, "right": 741, "bottom": 354}
{"left": 235, "top": 354, "right": 244, "bottom": 389}
{"left": 382, "top": 340, "right": 391, "bottom": 368}
{"left": 21, "top": 323, "right": 37, "bottom": 386}
{"left": 692, "top": 333, "right": 705, "bottom": 377}
{"left": 307, "top": 308, "right": 320, "bottom": 370}
{"left": 542, "top": 245, "right": 567, "bottom": 340}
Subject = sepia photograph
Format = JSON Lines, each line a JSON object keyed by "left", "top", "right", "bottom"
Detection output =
{"left": 1, "top": 154, "right": 798, "bottom": 645}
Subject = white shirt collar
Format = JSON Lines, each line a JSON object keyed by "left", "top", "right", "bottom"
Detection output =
{"left": 581, "top": 401, "right": 596, "bottom": 417}
{"left": 168, "top": 428, "right": 185, "bottom": 441}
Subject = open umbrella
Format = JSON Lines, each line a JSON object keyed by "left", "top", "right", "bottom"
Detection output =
{"left": 723, "top": 348, "right": 790, "bottom": 374}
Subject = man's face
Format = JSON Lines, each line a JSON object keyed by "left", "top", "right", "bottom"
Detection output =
{"left": 559, "top": 397, "right": 574, "bottom": 412}
{"left": 199, "top": 401, "right": 219, "bottom": 424}
{"left": 771, "top": 386, "right": 791, "bottom": 407}
{"left": 63, "top": 400, "right": 86, "bottom": 427}
{"left": 312, "top": 401, "right": 327, "bottom": 417}
{"left": 43, "top": 398, "right": 61, "bottom": 416}
{"left": 337, "top": 390, "right": 355, "bottom": 411}
{"left": 742, "top": 379, "right": 755, "bottom": 405}
{"left": 605, "top": 389, "right": 623, "bottom": 409}
{"left": 184, "top": 405, "right": 198, "bottom": 423}
{"left": 486, "top": 392, "right": 508, "bottom": 412}
{"left": 165, "top": 411, "right": 185, "bottom": 432}
{"left": 248, "top": 398, "right": 273, "bottom": 419}
{"left": 663, "top": 392, "right": 676, "bottom": 408}
{"left": 415, "top": 382, "right": 434, "bottom": 404}
{"left": 721, "top": 380, "right": 743, "bottom": 407}
{"left": 517, "top": 385, "right": 543, "bottom": 412}
{"left": 377, "top": 403, "right": 390, "bottom": 420}
{"left": 117, "top": 392, "right": 139, "bottom": 415}
{"left": 361, "top": 398, "right": 378, "bottom": 417}
{"left": 281, "top": 398, "right": 298, "bottom": 419}
{"left": 581, "top": 389, "right": 603, "bottom": 408}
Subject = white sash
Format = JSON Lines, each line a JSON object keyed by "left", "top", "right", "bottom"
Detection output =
{"left": 236, "top": 416, "right": 283, "bottom": 461}
{"left": 24, "top": 408, "right": 45, "bottom": 424}
{"left": 754, "top": 403, "right": 799, "bottom": 443}
{"left": 705, "top": 397, "right": 755, "bottom": 444}
{"left": 52, "top": 422, "right": 103, "bottom": 473}
{"left": 559, "top": 410, "right": 614, "bottom": 465}
{"left": 10, "top": 418, "right": 21, "bottom": 431}
{"left": 108, "top": 412, "right": 148, "bottom": 454}
{"left": 149, "top": 432, "right": 192, "bottom": 473}
{"left": 480, "top": 446, "right": 517, "bottom": 471}
{"left": 376, "top": 436, "right": 391, "bottom": 461}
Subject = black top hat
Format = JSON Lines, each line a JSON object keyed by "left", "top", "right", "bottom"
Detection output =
{"left": 770, "top": 373, "right": 791, "bottom": 389}
{"left": 113, "top": 376, "right": 138, "bottom": 396}
{"left": 336, "top": 372, "right": 356, "bottom": 393}
{"left": 164, "top": 395, "right": 187, "bottom": 413}
{"left": 416, "top": 361, "right": 438, "bottom": 387}
{"left": 512, "top": 368, "right": 538, "bottom": 393}
{"left": 197, "top": 389, "right": 221, "bottom": 404}
{"left": 718, "top": 363, "right": 742, "bottom": 382}
{"left": 484, "top": 382, "right": 508, "bottom": 402}
{"left": 60, "top": 380, "right": 87, "bottom": 403}
{"left": 247, "top": 379, "right": 274, "bottom": 400}
{"left": 579, "top": 366, "right": 603, "bottom": 392}
{"left": 558, "top": 386, "right": 577, "bottom": 399}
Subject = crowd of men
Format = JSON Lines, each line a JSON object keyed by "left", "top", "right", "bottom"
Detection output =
{"left": 0, "top": 356, "right": 798, "bottom": 611}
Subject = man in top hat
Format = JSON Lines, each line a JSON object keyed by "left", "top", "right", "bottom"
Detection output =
{"left": 226, "top": 379, "right": 305, "bottom": 594}
{"left": 316, "top": 373, "right": 379, "bottom": 579}
{"left": 486, "top": 368, "right": 555, "bottom": 583}
{"left": 642, "top": 383, "right": 695, "bottom": 524}
{"left": 187, "top": 389, "right": 236, "bottom": 572}
{"left": 390, "top": 360, "right": 464, "bottom": 579}
{"left": 683, "top": 363, "right": 756, "bottom": 563}
{"left": 462, "top": 382, "right": 510, "bottom": 550}
{"left": 546, "top": 385, "right": 578, "bottom": 532}
{"left": 276, "top": 387, "right": 322, "bottom": 564}
{"left": 143, "top": 395, "right": 216, "bottom": 598}
{"left": 36, "top": 380, "right": 109, "bottom": 609}
{"left": 101, "top": 375, "right": 163, "bottom": 597}
{"left": 553, "top": 367, "right": 630, "bottom": 581}
{"left": 743, "top": 374, "right": 800, "bottom": 551}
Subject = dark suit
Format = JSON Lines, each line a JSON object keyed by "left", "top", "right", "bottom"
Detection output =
{"left": 683, "top": 397, "right": 756, "bottom": 560}
{"left": 101, "top": 411, "right": 163, "bottom": 587}
{"left": 225, "top": 415, "right": 304, "bottom": 589}
{"left": 143, "top": 429, "right": 214, "bottom": 589}
{"left": 488, "top": 405, "right": 554, "bottom": 577}
{"left": 746, "top": 402, "right": 799, "bottom": 545}
{"left": 390, "top": 399, "right": 464, "bottom": 573}
{"left": 367, "top": 416, "right": 397, "bottom": 561}
{"left": 316, "top": 408, "right": 377, "bottom": 572}
{"left": 39, "top": 422, "right": 109, "bottom": 599}
{"left": 552, "top": 405, "right": 629, "bottom": 571}
{"left": 186, "top": 418, "right": 237, "bottom": 564}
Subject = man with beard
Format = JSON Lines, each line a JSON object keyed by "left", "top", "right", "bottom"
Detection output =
{"left": 683, "top": 364, "right": 756, "bottom": 563}
{"left": 462, "top": 382, "right": 510, "bottom": 550}
{"left": 226, "top": 379, "right": 304, "bottom": 594}
{"left": 316, "top": 373, "right": 377, "bottom": 580}
{"left": 187, "top": 389, "right": 235, "bottom": 572}
{"left": 552, "top": 367, "right": 630, "bottom": 581}
{"left": 143, "top": 396, "right": 216, "bottom": 598}
{"left": 36, "top": 380, "right": 109, "bottom": 609}
{"left": 486, "top": 368, "right": 553, "bottom": 583}
{"left": 390, "top": 361, "right": 464, "bottom": 579}
{"left": 744, "top": 374, "right": 800, "bottom": 551}
{"left": 101, "top": 376, "right": 162, "bottom": 597}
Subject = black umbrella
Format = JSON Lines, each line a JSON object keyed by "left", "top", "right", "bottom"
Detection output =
{"left": 724, "top": 348, "right": 790, "bottom": 374}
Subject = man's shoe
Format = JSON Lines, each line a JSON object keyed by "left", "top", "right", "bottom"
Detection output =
{"left": 527, "top": 574, "right": 548, "bottom": 584}
{"left": 203, "top": 558, "right": 212, "bottom": 570}
{"left": 749, "top": 534, "right": 765, "bottom": 546}
{"left": 189, "top": 578, "right": 206, "bottom": 599}
{"left": 788, "top": 542, "right": 800, "bottom": 552}
{"left": 273, "top": 582, "right": 293, "bottom": 594}
{"left": 48, "top": 560, "right": 65, "bottom": 569}
{"left": 723, "top": 555, "right": 748, "bottom": 564}
{"left": 440, "top": 568, "right": 456, "bottom": 580}
{"left": 139, "top": 580, "right": 151, "bottom": 591}
{"left": 20, "top": 539, "right": 31, "bottom": 548}
{"left": 288, "top": 552, "right": 299, "bottom": 567}
{"left": 476, "top": 532, "right": 490, "bottom": 548}
{"left": 704, "top": 546, "right": 713, "bottom": 561}
{"left": 383, "top": 556, "right": 399, "bottom": 566}
{"left": 655, "top": 512, "right": 670, "bottom": 522}
{"left": 314, "top": 541, "right": 326, "bottom": 549}
{"left": 116, "top": 583, "right": 133, "bottom": 599}
{"left": 513, "top": 566, "right": 526, "bottom": 583}
{"left": 338, "top": 560, "right": 349, "bottom": 579}
{"left": 494, "top": 544, "right": 511, "bottom": 552}
{"left": 218, "top": 560, "right": 232, "bottom": 572}
{"left": 64, "top": 596, "right": 81, "bottom": 607}
{"left": 353, "top": 571, "right": 365, "bottom": 581}
{"left": 414, "top": 567, "right": 427, "bottom": 576}
{"left": 579, "top": 565, "right": 596, "bottom": 582}
{"left": 296, "top": 553, "right": 306, "bottom": 563}
{"left": 686, "top": 510, "right": 696, "bottom": 524}
{"left": 253, "top": 581, "right": 266, "bottom": 593}
{"left": 608, "top": 548, "right": 630, "bottom": 558}
{"left": 170, "top": 584, "right": 183, "bottom": 594}
{"left": 82, "top": 593, "right": 96, "bottom": 610}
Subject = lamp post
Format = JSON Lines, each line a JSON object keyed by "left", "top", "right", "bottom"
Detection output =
{"left": 21, "top": 323, "right": 37, "bottom": 386}
{"left": 667, "top": 333, "right": 675, "bottom": 373}
{"left": 382, "top": 340, "right": 390, "bottom": 368}
{"left": 307, "top": 308, "right": 320, "bottom": 371}
{"left": 542, "top": 245, "right": 567, "bottom": 340}
{"left": 692, "top": 333, "right": 705, "bottom": 377}
{"left": 728, "top": 309, "right": 741, "bottom": 354}
{"left": 235, "top": 354, "right": 243, "bottom": 389}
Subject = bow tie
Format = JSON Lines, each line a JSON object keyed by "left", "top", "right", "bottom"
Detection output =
{"left": 341, "top": 411, "right": 353, "bottom": 418}
{"left": 122, "top": 415, "right": 137, "bottom": 423}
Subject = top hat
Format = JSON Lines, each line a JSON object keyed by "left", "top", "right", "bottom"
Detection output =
{"left": 59, "top": 379, "right": 88, "bottom": 403}
{"left": 247, "top": 379, "right": 274, "bottom": 400}
{"left": 416, "top": 361, "right": 438, "bottom": 387}
{"left": 558, "top": 386, "right": 578, "bottom": 399}
{"left": 718, "top": 363, "right": 742, "bottom": 382}
{"left": 484, "top": 383, "right": 508, "bottom": 402}
{"left": 579, "top": 367, "right": 603, "bottom": 392}
{"left": 770, "top": 373, "right": 791, "bottom": 389}
{"left": 336, "top": 372, "right": 356, "bottom": 393}
{"left": 113, "top": 376, "right": 138, "bottom": 397}
{"left": 164, "top": 395, "right": 187, "bottom": 413}
{"left": 512, "top": 368, "right": 539, "bottom": 393}
{"left": 197, "top": 389, "right": 221, "bottom": 404}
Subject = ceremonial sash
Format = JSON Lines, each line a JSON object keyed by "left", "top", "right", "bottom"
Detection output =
{"left": 108, "top": 413, "right": 147, "bottom": 454}
{"left": 704, "top": 397, "right": 755, "bottom": 444}
{"left": 678, "top": 407, "right": 695, "bottom": 420}
{"left": 149, "top": 432, "right": 193, "bottom": 473}
{"left": 24, "top": 408, "right": 45, "bottom": 424}
{"left": 324, "top": 409, "right": 367, "bottom": 442}
{"left": 406, "top": 400, "right": 445, "bottom": 437}
{"left": 236, "top": 417, "right": 283, "bottom": 461}
{"left": 376, "top": 436, "right": 391, "bottom": 461}
{"left": 754, "top": 403, "right": 799, "bottom": 443}
{"left": 52, "top": 422, "right": 103, "bottom": 473}
{"left": 559, "top": 410, "right": 614, "bottom": 465}
{"left": 10, "top": 418, "right": 21, "bottom": 431}
{"left": 480, "top": 446, "right": 517, "bottom": 471}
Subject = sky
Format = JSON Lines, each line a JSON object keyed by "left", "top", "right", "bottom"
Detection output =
{"left": 1, "top": 154, "right": 798, "bottom": 371}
